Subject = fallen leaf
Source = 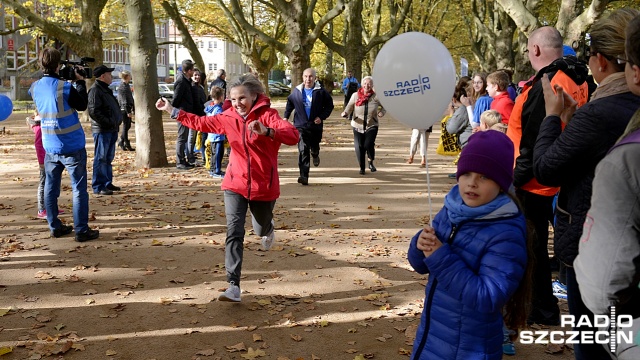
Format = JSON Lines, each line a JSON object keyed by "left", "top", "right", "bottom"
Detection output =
{"left": 195, "top": 348, "right": 216, "bottom": 356}
{"left": 545, "top": 343, "right": 564, "bottom": 354}
{"left": 106, "top": 349, "right": 117, "bottom": 356}
{"left": 225, "top": 342, "right": 246, "bottom": 352}
{"left": 55, "top": 324, "right": 65, "bottom": 331}
{"left": 241, "top": 347, "right": 266, "bottom": 359}
{"left": 0, "top": 346, "right": 12, "bottom": 355}
{"left": 290, "top": 334, "right": 302, "bottom": 342}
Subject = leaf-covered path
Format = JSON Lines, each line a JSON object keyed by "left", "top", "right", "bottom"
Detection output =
{"left": 1, "top": 99, "right": 571, "bottom": 359}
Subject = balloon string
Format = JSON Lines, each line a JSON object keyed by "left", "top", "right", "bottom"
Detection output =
{"left": 425, "top": 155, "right": 433, "bottom": 226}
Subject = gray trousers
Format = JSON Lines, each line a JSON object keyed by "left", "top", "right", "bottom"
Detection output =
{"left": 223, "top": 190, "right": 275, "bottom": 286}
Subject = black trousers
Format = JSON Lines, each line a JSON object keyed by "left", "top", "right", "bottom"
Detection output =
{"left": 176, "top": 122, "right": 190, "bottom": 165}
{"left": 353, "top": 127, "right": 378, "bottom": 171}
{"left": 118, "top": 111, "right": 132, "bottom": 146}
{"left": 297, "top": 127, "right": 322, "bottom": 178}
{"left": 516, "top": 189, "right": 560, "bottom": 322}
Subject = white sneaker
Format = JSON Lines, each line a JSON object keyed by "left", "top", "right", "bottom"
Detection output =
{"left": 218, "top": 282, "right": 241, "bottom": 302}
{"left": 261, "top": 220, "right": 275, "bottom": 250}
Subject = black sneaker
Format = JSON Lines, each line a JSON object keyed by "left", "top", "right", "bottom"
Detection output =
{"left": 107, "top": 184, "right": 121, "bottom": 191}
{"left": 297, "top": 176, "right": 308, "bottom": 185}
{"left": 312, "top": 155, "right": 320, "bottom": 167}
{"left": 368, "top": 162, "right": 377, "bottom": 172}
{"left": 75, "top": 229, "right": 99, "bottom": 242}
{"left": 51, "top": 224, "right": 73, "bottom": 238}
{"left": 176, "top": 163, "right": 195, "bottom": 170}
{"left": 95, "top": 189, "right": 113, "bottom": 195}
{"left": 359, "top": 169, "right": 365, "bottom": 175}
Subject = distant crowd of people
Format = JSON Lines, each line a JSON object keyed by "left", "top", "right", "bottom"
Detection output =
{"left": 26, "top": 8, "right": 640, "bottom": 360}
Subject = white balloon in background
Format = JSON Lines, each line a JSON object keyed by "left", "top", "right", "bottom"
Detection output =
{"left": 373, "top": 32, "right": 456, "bottom": 129}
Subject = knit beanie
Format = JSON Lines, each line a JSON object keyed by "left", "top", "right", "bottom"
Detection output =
{"left": 456, "top": 130, "right": 515, "bottom": 193}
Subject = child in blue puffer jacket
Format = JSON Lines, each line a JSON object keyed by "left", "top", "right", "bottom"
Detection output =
{"left": 204, "top": 86, "right": 226, "bottom": 178}
{"left": 408, "top": 130, "right": 529, "bottom": 360}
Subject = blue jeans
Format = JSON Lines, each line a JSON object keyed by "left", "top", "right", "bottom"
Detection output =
{"left": 44, "top": 149, "right": 90, "bottom": 234}
{"left": 212, "top": 141, "right": 224, "bottom": 174}
{"left": 92, "top": 131, "right": 117, "bottom": 193}
{"left": 223, "top": 190, "right": 275, "bottom": 286}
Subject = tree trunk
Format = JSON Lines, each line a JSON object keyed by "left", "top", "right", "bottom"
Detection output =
{"left": 343, "top": 0, "right": 364, "bottom": 80}
{"left": 124, "top": 0, "right": 168, "bottom": 168}
{"left": 162, "top": 1, "right": 206, "bottom": 72}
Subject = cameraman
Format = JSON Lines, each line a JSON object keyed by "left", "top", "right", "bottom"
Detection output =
{"left": 28, "top": 47, "right": 99, "bottom": 242}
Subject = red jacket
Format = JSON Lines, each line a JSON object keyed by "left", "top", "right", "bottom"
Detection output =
{"left": 177, "top": 94, "right": 299, "bottom": 201}
{"left": 490, "top": 92, "right": 514, "bottom": 125}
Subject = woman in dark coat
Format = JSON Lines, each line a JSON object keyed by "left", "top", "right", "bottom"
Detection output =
{"left": 533, "top": 8, "right": 640, "bottom": 360}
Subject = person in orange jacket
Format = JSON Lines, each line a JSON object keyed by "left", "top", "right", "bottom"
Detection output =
{"left": 506, "top": 26, "right": 589, "bottom": 326}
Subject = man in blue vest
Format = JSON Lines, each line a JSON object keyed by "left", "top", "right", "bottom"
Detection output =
{"left": 29, "top": 48, "right": 99, "bottom": 242}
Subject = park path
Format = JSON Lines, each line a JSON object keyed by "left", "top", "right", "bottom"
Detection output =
{"left": 0, "top": 99, "right": 569, "bottom": 359}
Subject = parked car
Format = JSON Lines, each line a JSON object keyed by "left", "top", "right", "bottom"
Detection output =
{"left": 268, "top": 87, "right": 283, "bottom": 97}
{"left": 159, "top": 83, "right": 174, "bottom": 99}
{"left": 268, "top": 80, "right": 291, "bottom": 94}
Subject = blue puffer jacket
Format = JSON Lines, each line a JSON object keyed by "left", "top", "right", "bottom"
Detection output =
{"left": 408, "top": 188, "right": 527, "bottom": 360}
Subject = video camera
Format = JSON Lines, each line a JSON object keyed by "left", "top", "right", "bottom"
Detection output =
{"left": 60, "top": 57, "right": 95, "bottom": 81}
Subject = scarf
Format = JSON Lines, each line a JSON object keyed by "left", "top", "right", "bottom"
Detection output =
{"left": 355, "top": 88, "right": 374, "bottom": 106}
{"left": 444, "top": 185, "right": 513, "bottom": 225}
{"left": 591, "top": 72, "right": 630, "bottom": 101}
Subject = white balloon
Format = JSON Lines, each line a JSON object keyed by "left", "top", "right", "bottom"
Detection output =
{"left": 373, "top": 32, "right": 456, "bottom": 129}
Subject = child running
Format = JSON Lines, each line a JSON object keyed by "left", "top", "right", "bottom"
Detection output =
{"left": 408, "top": 130, "right": 528, "bottom": 359}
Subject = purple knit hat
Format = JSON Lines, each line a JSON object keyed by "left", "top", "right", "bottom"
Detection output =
{"left": 456, "top": 131, "right": 515, "bottom": 192}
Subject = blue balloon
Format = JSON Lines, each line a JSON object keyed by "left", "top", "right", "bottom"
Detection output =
{"left": 0, "top": 94, "right": 13, "bottom": 122}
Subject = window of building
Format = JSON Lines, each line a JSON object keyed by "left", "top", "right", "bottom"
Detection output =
{"left": 125, "top": 47, "right": 130, "bottom": 64}
{"left": 214, "top": 41, "right": 217, "bottom": 49}
{"left": 117, "top": 45, "right": 124, "bottom": 64}
{"left": 103, "top": 48, "right": 110, "bottom": 62}
{"left": 6, "top": 51, "right": 16, "bottom": 70}
{"left": 208, "top": 63, "right": 213, "bottom": 71}
{"left": 208, "top": 41, "right": 213, "bottom": 49}
{"left": 158, "top": 48, "right": 167, "bottom": 66}
{"left": 110, "top": 45, "right": 117, "bottom": 63}
{"left": 214, "top": 63, "right": 218, "bottom": 71}
{"left": 160, "top": 23, "right": 167, "bottom": 38}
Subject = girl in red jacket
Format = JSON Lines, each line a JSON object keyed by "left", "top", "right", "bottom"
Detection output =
{"left": 156, "top": 74, "right": 299, "bottom": 302}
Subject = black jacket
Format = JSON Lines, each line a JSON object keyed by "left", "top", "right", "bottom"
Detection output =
{"left": 533, "top": 91, "right": 640, "bottom": 265}
{"left": 514, "top": 56, "right": 589, "bottom": 188}
{"left": 117, "top": 82, "right": 134, "bottom": 114}
{"left": 88, "top": 80, "right": 122, "bottom": 133}
{"left": 192, "top": 84, "right": 206, "bottom": 116}
{"left": 172, "top": 73, "right": 194, "bottom": 114}
{"left": 209, "top": 76, "right": 227, "bottom": 97}
{"left": 283, "top": 82, "right": 334, "bottom": 130}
